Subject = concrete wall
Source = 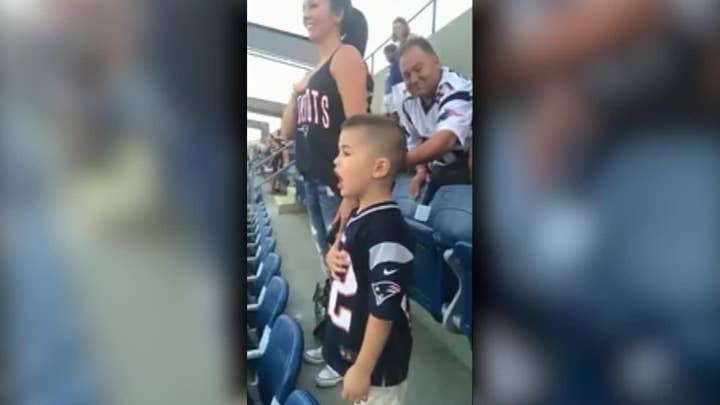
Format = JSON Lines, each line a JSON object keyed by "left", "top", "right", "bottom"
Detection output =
{"left": 370, "top": 8, "right": 472, "bottom": 113}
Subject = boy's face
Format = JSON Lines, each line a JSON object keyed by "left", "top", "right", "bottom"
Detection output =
{"left": 334, "top": 128, "right": 391, "bottom": 199}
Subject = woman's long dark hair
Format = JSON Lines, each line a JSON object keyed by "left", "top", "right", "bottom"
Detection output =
{"left": 331, "top": 0, "right": 368, "bottom": 56}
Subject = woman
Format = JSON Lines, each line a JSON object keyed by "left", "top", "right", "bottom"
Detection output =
{"left": 279, "top": 0, "right": 371, "bottom": 388}
{"left": 391, "top": 16, "right": 411, "bottom": 45}
{"left": 385, "top": 17, "right": 411, "bottom": 115}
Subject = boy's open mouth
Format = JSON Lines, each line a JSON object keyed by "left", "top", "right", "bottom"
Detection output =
{"left": 335, "top": 169, "right": 343, "bottom": 190}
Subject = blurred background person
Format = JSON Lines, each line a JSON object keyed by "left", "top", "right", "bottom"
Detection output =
{"left": 384, "top": 17, "right": 413, "bottom": 117}
{"left": 1, "top": 0, "right": 233, "bottom": 403}
{"left": 482, "top": 0, "right": 720, "bottom": 403}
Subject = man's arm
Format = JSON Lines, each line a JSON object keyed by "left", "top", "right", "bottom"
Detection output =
{"left": 406, "top": 129, "right": 457, "bottom": 168}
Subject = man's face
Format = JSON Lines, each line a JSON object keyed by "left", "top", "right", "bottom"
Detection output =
{"left": 399, "top": 45, "right": 441, "bottom": 99}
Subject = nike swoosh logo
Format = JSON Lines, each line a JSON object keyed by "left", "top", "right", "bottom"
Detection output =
{"left": 383, "top": 268, "right": 399, "bottom": 276}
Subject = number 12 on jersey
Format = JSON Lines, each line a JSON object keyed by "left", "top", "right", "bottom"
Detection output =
{"left": 328, "top": 261, "right": 358, "bottom": 332}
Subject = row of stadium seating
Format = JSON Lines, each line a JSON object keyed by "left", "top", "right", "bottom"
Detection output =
{"left": 246, "top": 190, "right": 320, "bottom": 405}
{"left": 391, "top": 176, "right": 473, "bottom": 343}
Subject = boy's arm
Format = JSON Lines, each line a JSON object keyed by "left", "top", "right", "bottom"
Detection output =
{"left": 354, "top": 315, "right": 392, "bottom": 374}
{"left": 342, "top": 316, "right": 393, "bottom": 401}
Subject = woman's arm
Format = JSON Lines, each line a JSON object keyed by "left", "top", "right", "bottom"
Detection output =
{"left": 330, "top": 45, "right": 367, "bottom": 222}
{"left": 331, "top": 45, "right": 369, "bottom": 117}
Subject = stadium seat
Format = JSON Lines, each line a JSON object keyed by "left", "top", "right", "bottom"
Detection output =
{"left": 248, "top": 252, "right": 282, "bottom": 303}
{"left": 249, "top": 209, "right": 269, "bottom": 225}
{"left": 247, "top": 314, "right": 303, "bottom": 405}
{"left": 284, "top": 390, "right": 320, "bottom": 405}
{"left": 248, "top": 276, "right": 289, "bottom": 350}
{"left": 248, "top": 225, "right": 272, "bottom": 254}
{"left": 248, "top": 236, "right": 277, "bottom": 274}
{"left": 406, "top": 185, "right": 472, "bottom": 322}
{"left": 443, "top": 241, "right": 473, "bottom": 341}
{"left": 248, "top": 216, "right": 271, "bottom": 235}
{"left": 391, "top": 175, "right": 428, "bottom": 218}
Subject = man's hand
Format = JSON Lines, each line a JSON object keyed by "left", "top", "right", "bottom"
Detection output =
{"left": 409, "top": 166, "right": 429, "bottom": 200}
{"left": 342, "top": 364, "right": 371, "bottom": 403}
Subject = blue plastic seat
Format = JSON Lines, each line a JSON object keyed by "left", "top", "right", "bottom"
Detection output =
{"left": 443, "top": 241, "right": 473, "bottom": 342}
{"left": 284, "top": 390, "right": 320, "bottom": 405}
{"left": 248, "top": 252, "right": 282, "bottom": 303}
{"left": 406, "top": 185, "right": 472, "bottom": 322}
{"left": 247, "top": 315, "right": 303, "bottom": 405}
{"left": 248, "top": 225, "right": 272, "bottom": 255}
{"left": 249, "top": 209, "right": 269, "bottom": 225}
{"left": 391, "top": 174, "right": 428, "bottom": 219}
{"left": 248, "top": 276, "right": 289, "bottom": 350}
{"left": 248, "top": 236, "right": 277, "bottom": 274}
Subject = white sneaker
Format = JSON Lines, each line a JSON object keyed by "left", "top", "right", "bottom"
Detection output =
{"left": 315, "top": 365, "right": 343, "bottom": 388}
{"left": 303, "top": 346, "right": 325, "bottom": 365}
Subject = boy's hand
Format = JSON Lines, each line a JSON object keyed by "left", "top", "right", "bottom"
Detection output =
{"left": 342, "top": 364, "right": 371, "bottom": 403}
{"left": 325, "top": 218, "right": 349, "bottom": 279}
{"left": 325, "top": 240, "right": 349, "bottom": 279}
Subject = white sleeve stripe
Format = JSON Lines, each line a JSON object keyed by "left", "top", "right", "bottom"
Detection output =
{"left": 438, "top": 91, "right": 472, "bottom": 110}
{"left": 369, "top": 242, "right": 414, "bottom": 269}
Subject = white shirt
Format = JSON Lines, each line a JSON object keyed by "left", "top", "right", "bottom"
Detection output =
{"left": 398, "top": 67, "right": 473, "bottom": 166}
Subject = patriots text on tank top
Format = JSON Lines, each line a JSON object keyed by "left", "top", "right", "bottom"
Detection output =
{"left": 294, "top": 49, "right": 346, "bottom": 193}
{"left": 294, "top": 48, "right": 373, "bottom": 194}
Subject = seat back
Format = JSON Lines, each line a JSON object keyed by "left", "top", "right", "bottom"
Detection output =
{"left": 258, "top": 315, "right": 303, "bottom": 405}
{"left": 405, "top": 185, "right": 472, "bottom": 321}
{"left": 251, "top": 236, "right": 276, "bottom": 268}
{"left": 428, "top": 185, "right": 472, "bottom": 245}
{"left": 249, "top": 226, "right": 272, "bottom": 251}
{"left": 455, "top": 242, "right": 473, "bottom": 333}
{"left": 391, "top": 175, "right": 425, "bottom": 218}
{"left": 253, "top": 253, "right": 282, "bottom": 298}
{"left": 256, "top": 276, "right": 289, "bottom": 335}
{"left": 444, "top": 241, "right": 473, "bottom": 340}
{"left": 284, "top": 390, "right": 320, "bottom": 405}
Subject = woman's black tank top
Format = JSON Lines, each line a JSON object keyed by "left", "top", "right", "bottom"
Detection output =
{"left": 294, "top": 49, "right": 372, "bottom": 194}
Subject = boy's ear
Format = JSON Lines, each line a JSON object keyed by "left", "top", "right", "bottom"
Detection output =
{"left": 372, "top": 157, "right": 392, "bottom": 179}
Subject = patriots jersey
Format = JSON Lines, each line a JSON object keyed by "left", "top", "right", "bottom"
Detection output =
{"left": 322, "top": 201, "right": 415, "bottom": 386}
{"left": 399, "top": 67, "right": 472, "bottom": 167}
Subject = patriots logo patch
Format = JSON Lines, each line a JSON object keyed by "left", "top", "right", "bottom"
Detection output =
{"left": 371, "top": 281, "right": 402, "bottom": 306}
{"left": 438, "top": 108, "right": 463, "bottom": 122}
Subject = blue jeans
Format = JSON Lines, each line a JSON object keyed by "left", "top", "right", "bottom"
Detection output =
{"left": 302, "top": 177, "right": 341, "bottom": 267}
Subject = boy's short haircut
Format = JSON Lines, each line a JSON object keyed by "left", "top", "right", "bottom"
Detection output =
{"left": 384, "top": 43, "right": 397, "bottom": 54}
{"left": 342, "top": 114, "right": 407, "bottom": 176}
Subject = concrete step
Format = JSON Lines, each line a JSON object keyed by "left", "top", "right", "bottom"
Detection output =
{"left": 273, "top": 187, "right": 305, "bottom": 214}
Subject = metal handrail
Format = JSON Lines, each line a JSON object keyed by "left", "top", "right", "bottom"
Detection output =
{"left": 253, "top": 161, "right": 296, "bottom": 189}
{"left": 364, "top": 0, "right": 437, "bottom": 73}
{"left": 248, "top": 141, "right": 294, "bottom": 172}
{"left": 247, "top": 48, "right": 313, "bottom": 71}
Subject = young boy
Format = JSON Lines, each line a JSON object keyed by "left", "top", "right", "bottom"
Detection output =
{"left": 324, "top": 114, "right": 414, "bottom": 404}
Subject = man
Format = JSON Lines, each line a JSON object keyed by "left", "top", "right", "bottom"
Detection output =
{"left": 396, "top": 37, "right": 472, "bottom": 202}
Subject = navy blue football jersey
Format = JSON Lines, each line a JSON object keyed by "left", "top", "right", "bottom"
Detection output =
{"left": 322, "top": 201, "right": 415, "bottom": 386}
